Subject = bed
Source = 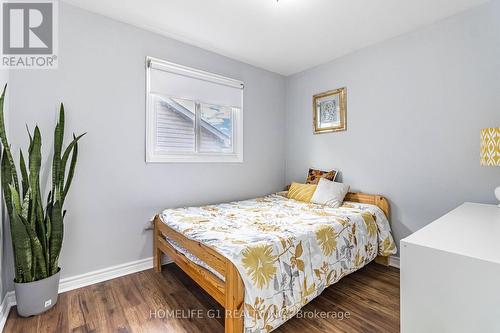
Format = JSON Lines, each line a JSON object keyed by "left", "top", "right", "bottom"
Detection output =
{"left": 153, "top": 191, "right": 397, "bottom": 333}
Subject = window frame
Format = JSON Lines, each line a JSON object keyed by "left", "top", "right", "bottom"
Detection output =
{"left": 145, "top": 56, "right": 244, "bottom": 163}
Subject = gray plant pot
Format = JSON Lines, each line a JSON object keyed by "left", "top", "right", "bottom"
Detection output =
{"left": 14, "top": 269, "right": 61, "bottom": 317}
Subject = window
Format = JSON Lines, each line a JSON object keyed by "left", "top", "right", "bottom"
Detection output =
{"left": 146, "top": 57, "right": 244, "bottom": 163}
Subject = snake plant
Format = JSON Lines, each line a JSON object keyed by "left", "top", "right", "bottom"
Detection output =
{"left": 0, "top": 85, "right": 85, "bottom": 283}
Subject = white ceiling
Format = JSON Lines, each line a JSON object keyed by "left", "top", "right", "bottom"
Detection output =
{"left": 63, "top": 0, "right": 489, "bottom": 75}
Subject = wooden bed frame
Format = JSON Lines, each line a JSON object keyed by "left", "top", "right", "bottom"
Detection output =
{"left": 153, "top": 192, "right": 391, "bottom": 333}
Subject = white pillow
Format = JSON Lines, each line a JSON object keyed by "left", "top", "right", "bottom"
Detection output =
{"left": 310, "top": 178, "right": 350, "bottom": 208}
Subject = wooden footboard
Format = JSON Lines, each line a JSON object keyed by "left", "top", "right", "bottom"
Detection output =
{"left": 153, "top": 217, "right": 244, "bottom": 333}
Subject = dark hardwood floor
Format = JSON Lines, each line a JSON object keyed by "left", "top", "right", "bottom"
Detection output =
{"left": 5, "top": 263, "right": 400, "bottom": 333}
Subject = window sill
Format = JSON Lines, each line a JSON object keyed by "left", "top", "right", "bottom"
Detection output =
{"left": 146, "top": 153, "right": 243, "bottom": 163}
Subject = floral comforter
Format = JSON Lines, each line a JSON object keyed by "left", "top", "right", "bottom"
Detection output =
{"left": 159, "top": 194, "right": 397, "bottom": 333}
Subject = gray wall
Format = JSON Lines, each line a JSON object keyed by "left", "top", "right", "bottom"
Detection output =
{"left": 285, "top": 0, "right": 500, "bottom": 250}
{"left": 3, "top": 3, "right": 286, "bottom": 292}
{"left": 0, "top": 68, "right": 8, "bottom": 299}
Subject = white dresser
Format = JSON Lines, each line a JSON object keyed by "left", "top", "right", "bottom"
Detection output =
{"left": 401, "top": 203, "right": 500, "bottom": 333}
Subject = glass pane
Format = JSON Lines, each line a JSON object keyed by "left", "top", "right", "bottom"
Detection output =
{"left": 199, "top": 103, "right": 233, "bottom": 152}
{"left": 154, "top": 95, "right": 195, "bottom": 152}
{"left": 315, "top": 94, "right": 340, "bottom": 129}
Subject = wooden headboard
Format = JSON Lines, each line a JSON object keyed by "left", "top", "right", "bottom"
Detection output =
{"left": 284, "top": 185, "right": 390, "bottom": 219}
{"left": 344, "top": 192, "right": 390, "bottom": 219}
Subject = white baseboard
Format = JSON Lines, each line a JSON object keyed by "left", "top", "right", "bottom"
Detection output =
{"left": 388, "top": 255, "right": 400, "bottom": 268}
{"left": 60, "top": 257, "right": 151, "bottom": 293}
{"left": 0, "top": 255, "right": 173, "bottom": 332}
{"left": 0, "top": 291, "right": 16, "bottom": 332}
{"left": 59, "top": 255, "right": 173, "bottom": 293}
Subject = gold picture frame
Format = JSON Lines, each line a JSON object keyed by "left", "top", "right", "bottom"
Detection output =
{"left": 313, "top": 87, "right": 346, "bottom": 134}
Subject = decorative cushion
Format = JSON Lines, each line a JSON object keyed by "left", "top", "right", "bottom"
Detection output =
{"left": 305, "top": 168, "right": 337, "bottom": 184}
{"left": 310, "top": 178, "right": 350, "bottom": 208}
{"left": 287, "top": 182, "right": 317, "bottom": 203}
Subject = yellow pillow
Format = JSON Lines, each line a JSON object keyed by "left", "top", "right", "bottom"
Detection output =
{"left": 287, "top": 182, "right": 317, "bottom": 203}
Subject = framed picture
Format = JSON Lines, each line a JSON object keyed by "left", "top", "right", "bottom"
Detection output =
{"left": 312, "top": 87, "right": 346, "bottom": 134}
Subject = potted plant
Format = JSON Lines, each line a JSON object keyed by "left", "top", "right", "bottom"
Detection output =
{"left": 0, "top": 85, "right": 85, "bottom": 317}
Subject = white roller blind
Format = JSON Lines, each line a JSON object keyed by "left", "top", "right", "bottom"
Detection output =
{"left": 149, "top": 59, "right": 243, "bottom": 108}
{"left": 146, "top": 57, "right": 244, "bottom": 163}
